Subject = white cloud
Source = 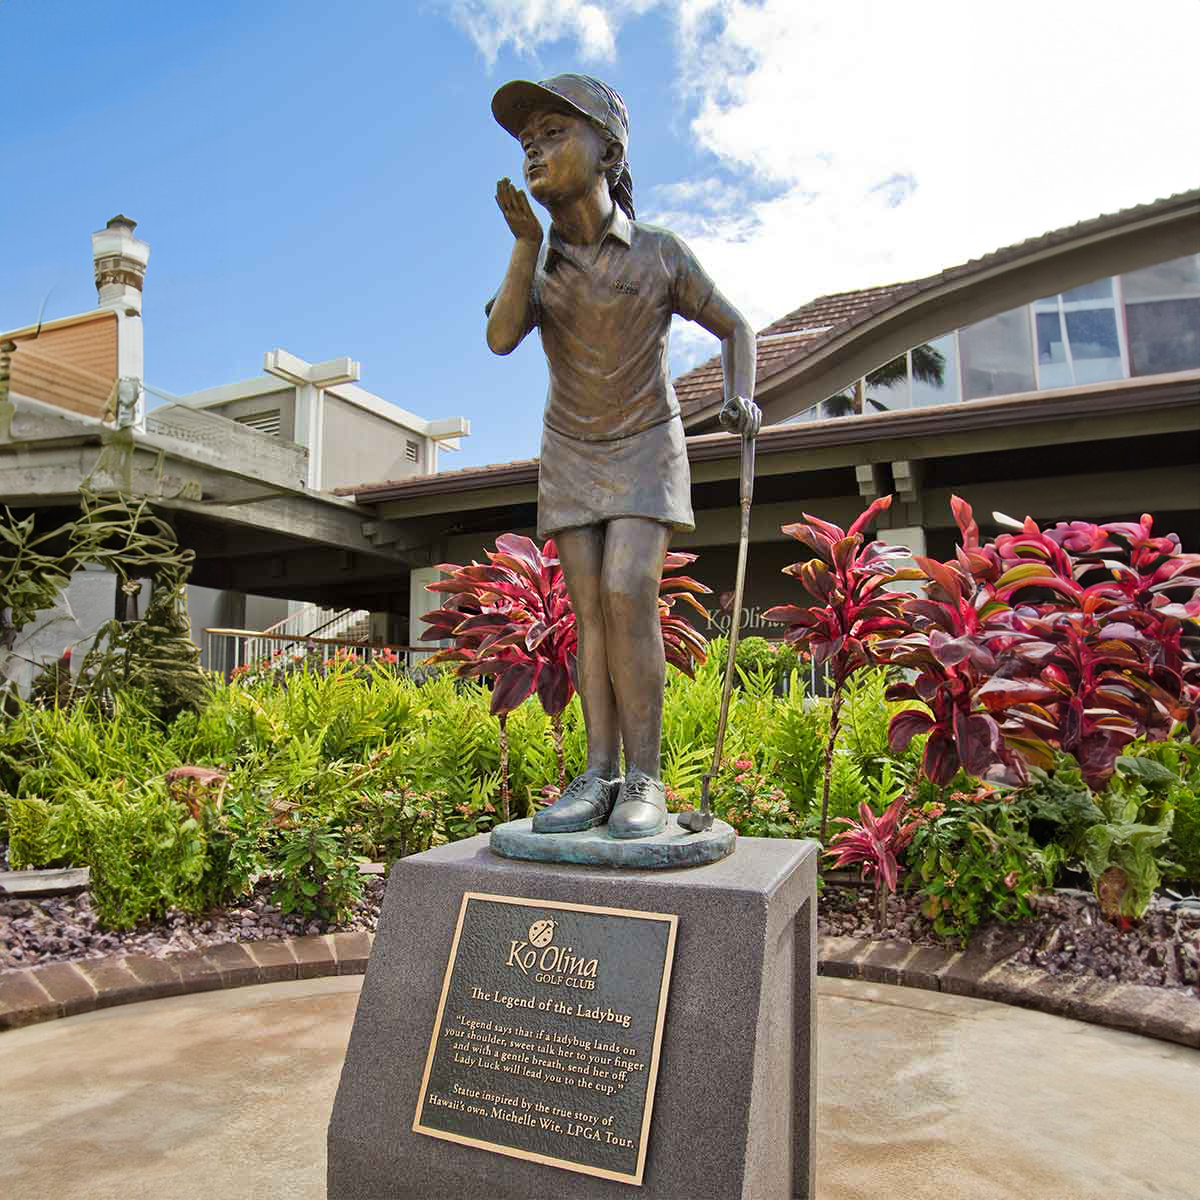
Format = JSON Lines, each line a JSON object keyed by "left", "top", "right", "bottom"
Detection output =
{"left": 443, "top": 0, "right": 656, "bottom": 65}
{"left": 656, "top": 0, "right": 1200, "bottom": 351}
{"left": 445, "top": 0, "right": 1200, "bottom": 363}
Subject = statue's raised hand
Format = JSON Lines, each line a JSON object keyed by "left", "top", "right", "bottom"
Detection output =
{"left": 495, "top": 178, "right": 543, "bottom": 247}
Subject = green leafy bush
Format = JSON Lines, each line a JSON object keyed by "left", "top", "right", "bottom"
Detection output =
{"left": 6, "top": 784, "right": 211, "bottom": 928}
{"left": 272, "top": 825, "right": 364, "bottom": 923}
{"left": 908, "top": 797, "right": 1059, "bottom": 939}
{"left": 1118, "top": 741, "right": 1200, "bottom": 887}
{"left": 708, "top": 755, "right": 807, "bottom": 838}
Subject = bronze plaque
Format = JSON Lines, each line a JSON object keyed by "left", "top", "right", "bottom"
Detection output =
{"left": 414, "top": 892, "right": 678, "bottom": 1186}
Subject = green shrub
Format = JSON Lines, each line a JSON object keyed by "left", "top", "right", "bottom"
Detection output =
{"left": 1166, "top": 781, "right": 1200, "bottom": 887}
{"left": 733, "top": 636, "right": 780, "bottom": 684}
{"left": 1014, "top": 759, "right": 1104, "bottom": 863}
{"left": 761, "top": 675, "right": 825, "bottom": 817}
{"left": 272, "top": 825, "right": 364, "bottom": 924}
{"left": 6, "top": 783, "right": 212, "bottom": 928}
{"left": 708, "top": 754, "right": 806, "bottom": 838}
{"left": 1120, "top": 740, "right": 1200, "bottom": 887}
{"left": 907, "top": 798, "right": 1059, "bottom": 939}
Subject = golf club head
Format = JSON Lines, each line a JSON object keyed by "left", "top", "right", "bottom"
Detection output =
{"left": 677, "top": 807, "right": 713, "bottom": 833}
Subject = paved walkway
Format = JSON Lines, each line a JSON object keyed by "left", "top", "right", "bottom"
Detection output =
{"left": 1, "top": 976, "right": 1195, "bottom": 1200}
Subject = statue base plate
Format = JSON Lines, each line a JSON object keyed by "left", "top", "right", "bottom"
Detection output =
{"left": 489, "top": 814, "right": 736, "bottom": 868}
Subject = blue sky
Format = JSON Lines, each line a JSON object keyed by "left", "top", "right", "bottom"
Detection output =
{"left": 3, "top": 0, "right": 1197, "bottom": 473}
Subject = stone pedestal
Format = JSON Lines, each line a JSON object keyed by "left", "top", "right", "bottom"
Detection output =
{"left": 328, "top": 835, "right": 818, "bottom": 1200}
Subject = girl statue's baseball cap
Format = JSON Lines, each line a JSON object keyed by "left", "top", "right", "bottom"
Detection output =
{"left": 492, "top": 74, "right": 629, "bottom": 149}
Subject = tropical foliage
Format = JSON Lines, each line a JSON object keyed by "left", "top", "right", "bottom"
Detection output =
{"left": 881, "top": 499, "right": 1200, "bottom": 791}
{"left": 1, "top": 488, "right": 204, "bottom": 720}
{"left": 826, "top": 792, "right": 923, "bottom": 931}
{"left": 2, "top": 492, "right": 1198, "bottom": 951}
{"left": 764, "top": 494, "right": 919, "bottom": 840}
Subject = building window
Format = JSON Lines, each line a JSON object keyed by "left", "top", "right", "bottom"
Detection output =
{"left": 236, "top": 410, "right": 282, "bottom": 437}
{"left": 960, "top": 306, "right": 1036, "bottom": 400}
{"left": 1121, "top": 253, "right": 1200, "bottom": 377}
{"left": 909, "top": 334, "right": 960, "bottom": 407}
{"left": 1032, "top": 277, "right": 1126, "bottom": 389}
{"left": 405, "top": 439, "right": 421, "bottom": 464}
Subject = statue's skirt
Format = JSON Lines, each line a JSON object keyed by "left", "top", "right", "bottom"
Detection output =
{"left": 537, "top": 415, "right": 695, "bottom": 540}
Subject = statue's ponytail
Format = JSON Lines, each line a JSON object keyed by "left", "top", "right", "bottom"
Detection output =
{"left": 609, "top": 160, "right": 635, "bottom": 221}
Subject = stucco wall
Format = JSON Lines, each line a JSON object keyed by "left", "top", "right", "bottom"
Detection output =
{"left": 322, "top": 396, "right": 425, "bottom": 491}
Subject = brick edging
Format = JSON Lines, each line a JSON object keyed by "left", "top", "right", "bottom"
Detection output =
{"left": 817, "top": 935, "right": 1200, "bottom": 1050}
{"left": 2, "top": 932, "right": 1196, "bottom": 1049}
{"left": 0, "top": 932, "right": 372, "bottom": 1032}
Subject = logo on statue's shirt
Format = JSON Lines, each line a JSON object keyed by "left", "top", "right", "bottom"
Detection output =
{"left": 611, "top": 280, "right": 639, "bottom": 295}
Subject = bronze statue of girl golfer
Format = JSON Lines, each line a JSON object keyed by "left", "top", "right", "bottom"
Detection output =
{"left": 488, "top": 74, "right": 759, "bottom": 840}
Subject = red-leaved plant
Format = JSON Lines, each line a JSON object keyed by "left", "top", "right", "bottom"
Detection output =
{"left": 825, "top": 793, "right": 924, "bottom": 932}
{"left": 874, "top": 503, "right": 1073, "bottom": 788}
{"left": 898, "top": 500, "right": 1200, "bottom": 789}
{"left": 764, "top": 495, "right": 920, "bottom": 841}
{"left": 1043, "top": 513, "right": 1200, "bottom": 740}
{"left": 421, "top": 533, "right": 711, "bottom": 818}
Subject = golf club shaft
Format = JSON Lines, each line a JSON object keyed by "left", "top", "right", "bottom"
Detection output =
{"left": 700, "top": 434, "right": 756, "bottom": 817}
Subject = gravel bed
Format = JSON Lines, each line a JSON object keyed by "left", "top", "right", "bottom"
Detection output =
{"left": 0, "top": 845, "right": 383, "bottom": 970}
{"left": 3, "top": 837, "right": 1197, "bottom": 998}
{"left": 819, "top": 883, "right": 1200, "bottom": 996}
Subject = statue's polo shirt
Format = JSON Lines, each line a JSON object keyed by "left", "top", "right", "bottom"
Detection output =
{"left": 527, "top": 207, "right": 716, "bottom": 443}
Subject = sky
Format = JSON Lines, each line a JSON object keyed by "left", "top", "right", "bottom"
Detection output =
{"left": 2, "top": 0, "right": 1198, "bottom": 473}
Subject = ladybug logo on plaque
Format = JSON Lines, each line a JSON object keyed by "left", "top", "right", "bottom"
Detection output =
{"left": 528, "top": 918, "right": 556, "bottom": 948}
{"left": 414, "top": 893, "right": 677, "bottom": 1186}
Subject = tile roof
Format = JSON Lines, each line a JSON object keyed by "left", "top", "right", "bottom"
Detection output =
{"left": 673, "top": 282, "right": 913, "bottom": 417}
{"left": 674, "top": 187, "right": 1200, "bottom": 424}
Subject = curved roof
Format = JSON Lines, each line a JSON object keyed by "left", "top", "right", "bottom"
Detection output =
{"left": 677, "top": 187, "right": 1200, "bottom": 430}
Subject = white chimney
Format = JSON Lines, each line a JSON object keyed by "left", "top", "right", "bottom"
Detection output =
{"left": 92, "top": 214, "right": 149, "bottom": 430}
{"left": 91, "top": 214, "right": 150, "bottom": 315}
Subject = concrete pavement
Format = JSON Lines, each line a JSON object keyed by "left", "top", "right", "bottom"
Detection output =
{"left": 1, "top": 975, "right": 1195, "bottom": 1199}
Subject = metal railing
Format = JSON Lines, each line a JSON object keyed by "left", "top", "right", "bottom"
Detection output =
{"left": 257, "top": 603, "right": 370, "bottom": 655}
{"left": 203, "top": 628, "right": 425, "bottom": 678}
{"left": 211, "top": 605, "right": 372, "bottom": 672}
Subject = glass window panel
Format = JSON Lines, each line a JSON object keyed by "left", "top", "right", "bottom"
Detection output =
{"left": 820, "top": 393, "right": 856, "bottom": 420}
{"left": 1033, "top": 295, "right": 1060, "bottom": 310}
{"left": 784, "top": 405, "right": 820, "bottom": 424}
{"left": 1061, "top": 278, "right": 1114, "bottom": 303}
{"left": 1126, "top": 298, "right": 1200, "bottom": 375}
{"left": 910, "top": 335, "right": 960, "bottom": 407}
{"left": 1064, "top": 308, "right": 1123, "bottom": 383}
{"left": 863, "top": 354, "right": 910, "bottom": 413}
{"left": 1122, "top": 253, "right": 1200, "bottom": 301}
{"left": 960, "top": 307, "right": 1035, "bottom": 400}
{"left": 1035, "top": 310, "right": 1072, "bottom": 388}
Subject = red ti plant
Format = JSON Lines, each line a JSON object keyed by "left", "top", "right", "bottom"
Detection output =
{"left": 764, "top": 495, "right": 920, "bottom": 842}
{"left": 1044, "top": 513, "right": 1200, "bottom": 740}
{"left": 951, "top": 502, "right": 1196, "bottom": 786}
{"left": 885, "top": 498, "right": 1200, "bottom": 792}
{"left": 420, "top": 534, "right": 711, "bottom": 817}
{"left": 825, "top": 793, "right": 924, "bottom": 933}
{"left": 420, "top": 534, "right": 576, "bottom": 818}
{"left": 875, "top": 530, "right": 1063, "bottom": 789}
{"left": 658, "top": 550, "right": 715, "bottom": 678}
